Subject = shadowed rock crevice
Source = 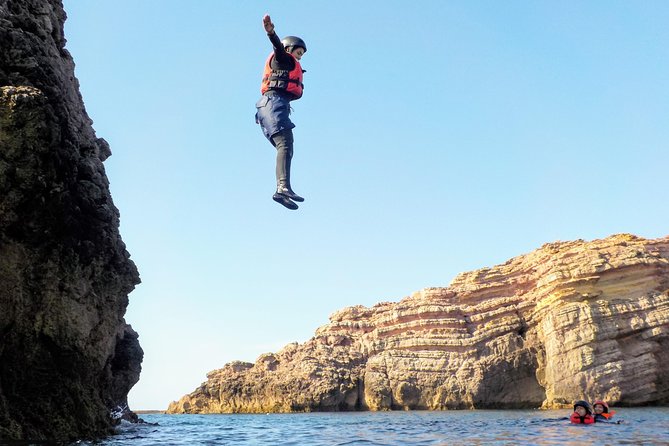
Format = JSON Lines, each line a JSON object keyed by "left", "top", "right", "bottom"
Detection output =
{"left": 168, "top": 234, "right": 669, "bottom": 414}
{"left": 1, "top": 0, "right": 141, "bottom": 441}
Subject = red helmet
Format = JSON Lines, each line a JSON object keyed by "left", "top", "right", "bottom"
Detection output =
{"left": 593, "top": 400, "right": 609, "bottom": 413}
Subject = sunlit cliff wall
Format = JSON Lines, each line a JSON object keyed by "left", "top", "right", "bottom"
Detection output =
{"left": 169, "top": 234, "right": 669, "bottom": 413}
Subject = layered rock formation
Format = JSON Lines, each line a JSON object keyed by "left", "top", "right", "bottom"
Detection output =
{"left": 1, "top": 0, "right": 141, "bottom": 441}
{"left": 168, "top": 234, "right": 669, "bottom": 414}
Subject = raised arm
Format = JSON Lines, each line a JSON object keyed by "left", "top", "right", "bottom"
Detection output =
{"left": 262, "top": 14, "right": 275, "bottom": 34}
{"left": 262, "top": 14, "right": 293, "bottom": 66}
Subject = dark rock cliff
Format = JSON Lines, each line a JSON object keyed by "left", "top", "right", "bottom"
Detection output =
{"left": 1, "top": 0, "right": 142, "bottom": 441}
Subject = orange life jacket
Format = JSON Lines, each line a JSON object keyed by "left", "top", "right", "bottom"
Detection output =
{"left": 260, "top": 53, "right": 304, "bottom": 99}
{"left": 570, "top": 412, "right": 595, "bottom": 424}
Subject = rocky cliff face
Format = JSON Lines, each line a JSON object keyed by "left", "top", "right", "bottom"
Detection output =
{"left": 168, "top": 234, "right": 669, "bottom": 414}
{"left": 1, "top": 0, "right": 141, "bottom": 441}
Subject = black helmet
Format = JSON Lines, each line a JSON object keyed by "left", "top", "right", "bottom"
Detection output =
{"left": 573, "top": 400, "right": 592, "bottom": 414}
{"left": 281, "top": 36, "right": 307, "bottom": 52}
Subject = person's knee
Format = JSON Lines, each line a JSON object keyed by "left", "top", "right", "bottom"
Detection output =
{"left": 271, "top": 129, "right": 294, "bottom": 151}
{"left": 282, "top": 129, "right": 294, "bottom": 145}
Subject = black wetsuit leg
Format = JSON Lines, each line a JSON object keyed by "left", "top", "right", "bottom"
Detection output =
{"left": 271, "top": 129, "right": 304, "bottom": 202}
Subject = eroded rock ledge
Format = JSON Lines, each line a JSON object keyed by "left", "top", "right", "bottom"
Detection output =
{"left": 1, "top": 0, "right": 141, "bottom": 441}
{"left": 168, "top": 234, "right": 669, "bottom": 413}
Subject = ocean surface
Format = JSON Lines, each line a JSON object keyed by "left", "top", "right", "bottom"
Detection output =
{"left": 73, "top": 408, "right": 669, "bottom": 446}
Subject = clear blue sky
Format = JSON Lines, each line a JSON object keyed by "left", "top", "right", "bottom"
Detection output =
{"left": 61, "top": 1, "right": 669, "bottom": 410}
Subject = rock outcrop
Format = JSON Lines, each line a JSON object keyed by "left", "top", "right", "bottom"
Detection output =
{"left": 1, "top": 0, "right": 141, "bottom": 441}
{"left": 168, "top": 234, "right": 669, "bottom": 414}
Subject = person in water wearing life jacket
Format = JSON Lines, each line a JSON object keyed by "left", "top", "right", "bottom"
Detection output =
{"left": 593, "top": 400, "right": 622, "bottom": 424}
{"left": 570, "top": 400, "right": 595, "bottom": 424}
{"left": 255, "top": 14, "right": 307, "bottom": 210}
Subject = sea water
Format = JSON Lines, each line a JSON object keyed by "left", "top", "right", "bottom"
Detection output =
{"left": 74, "top": 408, "right": 669, "bottom": 446}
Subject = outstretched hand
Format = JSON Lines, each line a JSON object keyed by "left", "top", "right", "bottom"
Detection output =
{"left": 263, "top": 14, "right": 275, "bottom": 34}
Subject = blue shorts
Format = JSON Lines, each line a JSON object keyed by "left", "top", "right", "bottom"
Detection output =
{"left": 255, "top": 92, "right": 295, "bottom": 141}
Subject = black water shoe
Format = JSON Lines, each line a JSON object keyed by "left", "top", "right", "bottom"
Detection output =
{"left": 273, "top": 193, "right": 298, "bottom": 210}
{"left": 277, "top": 186, "right": 304, "bottom": 202}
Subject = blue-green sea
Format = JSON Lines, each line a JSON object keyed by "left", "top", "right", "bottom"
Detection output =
{"left": 74, "top": 408, "right": 668, "bottom": 445}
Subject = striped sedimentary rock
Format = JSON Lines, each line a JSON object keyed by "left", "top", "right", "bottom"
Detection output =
{"left": 168, "top": 234, "right": 669, "bottom": 413}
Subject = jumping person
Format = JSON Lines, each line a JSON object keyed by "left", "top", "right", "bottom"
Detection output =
{"left": 255, "top": 14, "right": 307, "bottom": 210}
